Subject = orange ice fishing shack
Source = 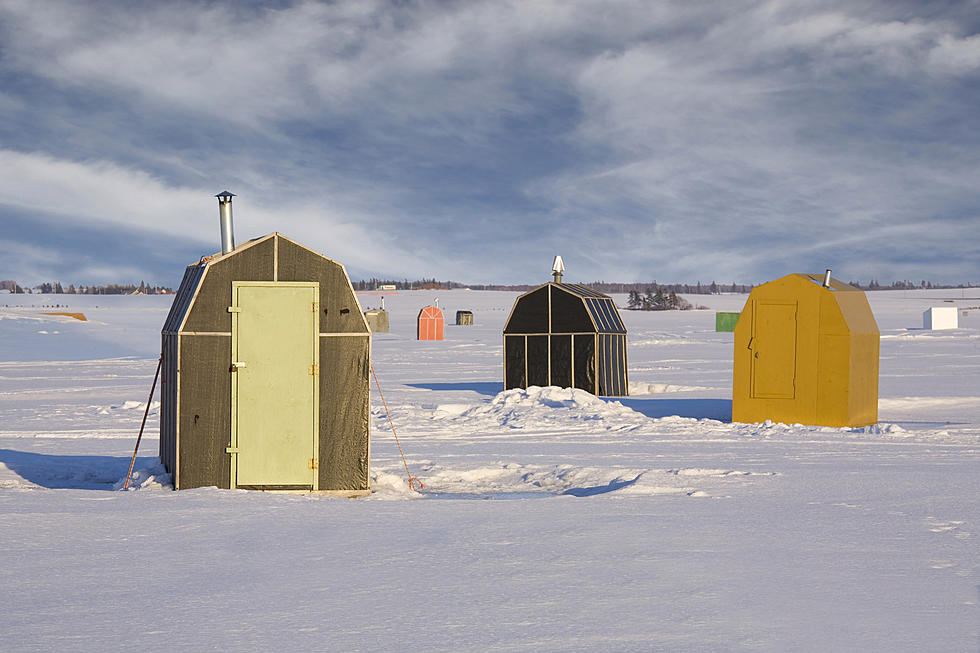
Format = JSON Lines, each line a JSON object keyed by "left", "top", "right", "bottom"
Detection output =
{"left": 417, "top": 303, "right": 444, "bottom": 340}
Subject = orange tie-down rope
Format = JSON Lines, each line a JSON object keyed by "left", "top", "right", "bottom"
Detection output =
{"left": 370, "top": 364, "right": 424, "bottom": 491}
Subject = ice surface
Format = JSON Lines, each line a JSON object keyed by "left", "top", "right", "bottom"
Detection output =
{"left": 1, "top": 289, "right": 978, "bottom": 651}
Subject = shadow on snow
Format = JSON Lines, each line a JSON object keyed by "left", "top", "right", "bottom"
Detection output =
{"left": 614, "top": 397, "right": 732, "bottom": 422}
{"left": 406, "top": 381, "right": 503, "bottom": 396}
{"left": 562, "top": 474, "right": 642, "bottom": 497}
{"left": 0, "top": 449, "right": 154, "bottom": 490}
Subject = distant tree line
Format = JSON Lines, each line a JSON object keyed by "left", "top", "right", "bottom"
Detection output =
{"left": 0, "top": 280, "right": 24, "bottom": 293}
{"left": 625, "top": 286, "right": 707, "bottom": 311}
{"left": 350, "top": 278, "right": 469, "bottom": 291}
{"left": 585, "top": 281, "right": 753, "bottom": 294}
{"left": 465, "top": 281, "right": 754, "bottom": 293}
{"left": 847, "top": 279, "right": 978, "bottom": 290}
{"left": 1, "top": 280, "right": 173, "bottom": 294}
{"left": 5, "top": 276, "right": 975, "bottom": 297}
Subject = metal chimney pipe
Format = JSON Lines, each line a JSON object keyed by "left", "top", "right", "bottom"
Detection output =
{"left": 823, "top": 269, "right": 832, "bottom": 288}
{"left": 216, "top": 191, "right": 236, "bottom": 255}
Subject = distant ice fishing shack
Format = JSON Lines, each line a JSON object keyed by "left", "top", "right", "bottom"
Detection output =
{"left": 160, "top": 193, "right": 371, "bottom": 493}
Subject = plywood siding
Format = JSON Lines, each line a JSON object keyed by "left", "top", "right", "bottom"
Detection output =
{"left": 318, "top": 336, "right": 371, "bottom": 490}
{"left": 277, "top": 238, "right": 368, "bottom": 334}
{"left": 183, "top": 239, "right": 275, "bottom": 333}
{"left": 177, "top": 335, "right": 232, "bottom": 489}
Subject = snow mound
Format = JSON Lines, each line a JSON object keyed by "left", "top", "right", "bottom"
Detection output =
{"left": 628, "top": 381, "right": 709, "bottom": 394}
{"left": 854, "top": 423, "right": 907, "bottom": 435}
{"left": 415, "top": 462, "right": 775, "bottom": 499}
{"left": 631, "top": 337, "right": 700, "bottom": 346}
{"left": 366, "top": 470, "right": 424, "bottom": 500}
{"left": 433, "top": 386, "right": 642, "bottom": 429}
{"left": 96, "top": 400, "right": 160, "bottom": 415}
{"left": 114, "top": 463, "right": 171, "bottom": 490}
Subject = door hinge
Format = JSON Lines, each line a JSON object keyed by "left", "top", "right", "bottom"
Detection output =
{"left": 313, "top": 302, "right": 319, "bottom": 313}
{"left": 309, "top": 364, "right": 319, "bottom": 376}
{"left": 227, "top": 306, "right": 242, "bottom": 313}
{"left": 230, "top": 361, "right": 247, "bottom": 372}
{"left": 309, "top": 458, "right": 319, "bottom": 470}
{"left": 225, "top": 446, "right": 240, "bottom": 454}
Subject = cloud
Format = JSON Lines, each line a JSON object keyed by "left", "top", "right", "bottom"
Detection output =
{"left": 531, "top": 2, "right": 980, "bottom": 282}
{"left": 0, "top": 0, "right": 977, "bottom": 285}
{"left": 0, "top": 238, "right": 64, "bottom": 284}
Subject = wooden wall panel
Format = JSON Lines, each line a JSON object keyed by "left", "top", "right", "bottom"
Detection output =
{"left": 318, "top": 336, "right": 371, "bottom": 490}
{"left": 183, "top": 239, "right": 275, "bottom": 333}
{"left": 277, "top": 238, "right": 368, "bottom": 334}
{"left": 177, "top": 336, "right": 232, "bottom": 489}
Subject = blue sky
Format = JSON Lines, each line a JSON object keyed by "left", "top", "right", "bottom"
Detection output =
{"left": 1, "top": 0, "right": 978, "bottom": 287}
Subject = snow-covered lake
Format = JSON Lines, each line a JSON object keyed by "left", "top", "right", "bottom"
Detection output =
{"left": 1, "top": 288, "right": 978, "bottom": 651}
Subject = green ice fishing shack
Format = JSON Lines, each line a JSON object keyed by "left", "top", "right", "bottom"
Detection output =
{"left": 160, "top": 193, "right": 371, "bottom": 492}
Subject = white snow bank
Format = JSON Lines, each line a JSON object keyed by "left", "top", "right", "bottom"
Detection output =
{"left": 853, "top": 423, "right": 907, "bottom": 435}
{"left": 879, "top": 397, "right": 980, "bottom": 410}
{"left": 115, "top": 463, "right": 172, "bottom": 490}
{"left": 430, "top": 386, "right": 641, "bottom": 429}
{"left": 628, "top": 381, "right": 709, "bottom": 394}
{"left": 631, "top": 337, "right": 702, "bottom": 346}
{"left": 414, "top": 462, "right": 776, "bottom": 499}
{"left": 96, "top": 400, "right": 159, "bottom": 415}
{"left": 0, "top": 429, "right": 142, "bottom": 439}
{"left": 880, "top": 331, "right": 979, "bottom": 340}
{"left": 365, "top": 469, "right": 424, "bottom": 500}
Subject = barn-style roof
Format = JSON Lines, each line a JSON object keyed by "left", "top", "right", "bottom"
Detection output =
{"left": 162, "top": 232, "right": 369, "bottom": 336}
{"left": 504, "top": 282, "right": 626, "bottom": 335}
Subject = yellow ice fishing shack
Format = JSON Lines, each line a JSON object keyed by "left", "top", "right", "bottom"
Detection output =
{"left": 733, "top": 271, "right": 879, "bottom": 427}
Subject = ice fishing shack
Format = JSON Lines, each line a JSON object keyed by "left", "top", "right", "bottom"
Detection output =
{"left": 417, "top": 304, "right": 445, "bottom": 340}
{"left": 160, "top": 193, "right": 371, "bottom": 492}
{"left": 364, "top": 297, "right": 390, "bottom": 333}
{"left": 732, "top": 270, "right": 879, "bottom": 427}
{"left": 503, "top": 257, "right": 628, "bottom": 396}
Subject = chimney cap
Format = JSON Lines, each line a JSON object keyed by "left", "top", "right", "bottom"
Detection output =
{"left": 552, "top": 255, "right": 565, "bottom": 283}
{"left": 215, "top": 190, "right": 236, "bottom": 201}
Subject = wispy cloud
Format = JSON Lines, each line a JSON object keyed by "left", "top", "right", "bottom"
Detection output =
{"left": 0, "top": 0, "right": 977, "bottom": 285}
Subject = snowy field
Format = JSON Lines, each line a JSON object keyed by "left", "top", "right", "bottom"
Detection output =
{"left": 1, "top": 287, "right": 978, "bottom": 651}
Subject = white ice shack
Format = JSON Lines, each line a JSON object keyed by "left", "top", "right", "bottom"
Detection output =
{"left": 923, "top": 307, "right": 958, "bottom": 330}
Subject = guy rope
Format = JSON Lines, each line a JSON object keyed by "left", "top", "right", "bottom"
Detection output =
{"left": 123, "top": 355, "right": 163, "bottom": 490}
{"left": 370, "top": 364, "right": 423, "bottom": 491}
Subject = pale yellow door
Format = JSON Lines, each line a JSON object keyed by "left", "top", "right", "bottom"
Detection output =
{"left": 231, "top": 282, "right": 319, "bottom": 488}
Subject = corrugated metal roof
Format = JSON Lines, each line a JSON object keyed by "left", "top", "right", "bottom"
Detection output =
{"left": 584, "top": 297, "right": 626, "bottom": 333}
{"left": 556, "top": 282, "right": 609, "bottom": 298}
{"left": 162, "top": 263, "right": 206, "bottom": 333}
{"left": 504, "top": 282, "right": 627, "bottom": 335}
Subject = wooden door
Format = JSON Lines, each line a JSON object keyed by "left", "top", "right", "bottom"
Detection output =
{"left": 230, "top": 282, "right": 319, "bottom": 489}
{"left": 750, "top": 301, "right": 797, "bottom": 399}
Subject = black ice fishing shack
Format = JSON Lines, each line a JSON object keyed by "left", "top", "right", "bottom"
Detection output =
{"left": 503, "top": 259, "right": 628, "bottom": 396}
